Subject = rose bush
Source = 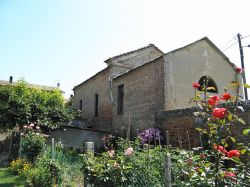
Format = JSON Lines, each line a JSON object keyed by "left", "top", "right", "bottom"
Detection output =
{"left": 20, "top": 123, "right": 47, "bottom": 162}
{"left": 189, "top": 67, "right": 250, "bottom": 186}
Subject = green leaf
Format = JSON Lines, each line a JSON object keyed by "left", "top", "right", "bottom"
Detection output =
{"left": 243, "top": 129, "right": 250, "bottom": 135}
{"left": 238, "top": 118, "right": 246, "bottom": 125}
{"left": 194, "top": 112, "right": 201, "bottom": 117}
{"left": 196, "top": 128, "right": 203, "bottom": 132}
{"left": 243, "top": 83, "right": 250, "bottom": 88}
{"left": 240, "top": 149, "right": 247, "bottom": 154}
{"left": 227, "top": 113, "right": 233, "bottom": 121}
{"left": 229, "top": 136, "right": 236, "bottom": 143}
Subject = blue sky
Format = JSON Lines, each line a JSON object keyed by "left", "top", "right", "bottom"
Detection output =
{"left": 1, "top": 0, "right": 250, "bottom": 97}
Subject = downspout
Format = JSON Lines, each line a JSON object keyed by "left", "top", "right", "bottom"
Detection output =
{"left": 108, "top": 75, "right": 114, "bottom": 134}
{"left": 109, "top": 75, "right": 114, "bottom": 104}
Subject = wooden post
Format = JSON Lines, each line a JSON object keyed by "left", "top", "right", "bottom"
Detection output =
{"left": 186, "top": 131, "right": 191, "bottom": 149}
{"left": 51, "top": 138, "right": 55, "bottom": 160}
{"left": 177, "top": 128, "right": 182, "bottom": 149}
{"left": 18, "top": 135, "right": 22, "bottom": 158}
{"left": 165, "top": 154, "right": 171, "bottom": 187}
{"left": 166, "top": 131, "right": 169, "bottom": 147}
{"left": 199, "top": 132, "right": 203, "bottom": 147}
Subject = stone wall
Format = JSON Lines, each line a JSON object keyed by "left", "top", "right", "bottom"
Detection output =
{"left": 73, "top": 68, "right": 112, "bottom": 131}
{"left": 112, "top": 57, "right": 165, "bottom": 136}
{"left": 156, "top": 101, "right": 250, "bottom": 148}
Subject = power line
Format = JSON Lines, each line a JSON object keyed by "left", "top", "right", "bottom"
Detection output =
{"left": 221, "top": 37, "right": 236, "bottom": 49}
{"left": 222, "top": 40, "right": 238, "bottom": 52}
{"left": 242, "top": 35, "right": 250, "bottom": 39}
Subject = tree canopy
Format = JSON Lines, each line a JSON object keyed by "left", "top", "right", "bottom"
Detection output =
{"left": 0, "top": 81, "right": 74, "bottom": 131}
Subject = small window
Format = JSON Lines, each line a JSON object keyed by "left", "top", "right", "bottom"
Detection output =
{"left": 79, "top": 100, "right": 82, "bottom": 110}
{"left": 198, "top": 76, "right": 218, "bottom": 93}
{"left": 94, "top": 94, "right": 98, "bottom": 117}
{"left": 117, "top": 84, "right": 124, "bottom": 115}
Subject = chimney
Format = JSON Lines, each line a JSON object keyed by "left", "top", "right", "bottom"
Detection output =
{"left": 9, "top": 76, "right": 13, "bottom": 84}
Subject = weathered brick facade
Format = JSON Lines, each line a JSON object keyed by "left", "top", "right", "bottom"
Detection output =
{"left": 73, "top": 44, "right": 163, "bottom": 131}
{"left": 156, "top": 101, "right": 250, "bottom": 148}
{"left": 112, "top": 57, "right": 165, "bottom": 136}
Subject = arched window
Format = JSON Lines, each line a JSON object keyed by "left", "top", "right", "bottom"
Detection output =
{"left": 198, "top": 76, "right": 218, "bottom": 93}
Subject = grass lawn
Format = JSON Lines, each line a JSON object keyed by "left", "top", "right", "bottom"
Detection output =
{"left": 0, "top": 168, "right": 25, "bottom": 187}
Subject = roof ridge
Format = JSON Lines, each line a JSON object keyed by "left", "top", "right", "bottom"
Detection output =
{"left": 104, "top": 43, "right": 163, "bottom": 63}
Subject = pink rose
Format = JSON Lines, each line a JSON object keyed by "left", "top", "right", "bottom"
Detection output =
{"left": 124, "top": 147, "right": 133, "bottom": 156}
{"left": 192, "top": 82, "right": 200, "bottom": 89}
{"left": 107, "top": 150, "right": 115, "bottom": 157}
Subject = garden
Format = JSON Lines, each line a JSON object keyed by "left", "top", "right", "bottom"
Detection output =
{"left": 0, "top": 68, "right": 250, "bottom": 186}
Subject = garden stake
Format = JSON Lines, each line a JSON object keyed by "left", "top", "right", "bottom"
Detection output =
{"left": 154, "top": 129, "right": 156, "bottom": 147}
{"left": 177, "top": 128, "right": 182, "bottom": 149}
{"left": 52, "top": 138, "right": 55, "bottom": 160}
{"left": 186, "top": 131, "right": 191, "bottom": 150}
{"left": 158, "top": 131, "right": 161, "bottom": 148}
{"left": 166, "top": 131, "right": 169, "bottom": 148}
{"left": 199, "top": 132, "right": 203, "bottom": 147}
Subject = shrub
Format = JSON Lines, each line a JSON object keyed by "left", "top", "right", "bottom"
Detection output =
{"left": 9, "top": 158, "right": 27, "bottom": 175}
{"left": 21, "top": 123, "right": 46, "bottom": 162}
{"left": 23, "top": 145, "right": 83, "bottom": 187}
{"left": 83, "top": 137, "right": 168, "bottom": 186}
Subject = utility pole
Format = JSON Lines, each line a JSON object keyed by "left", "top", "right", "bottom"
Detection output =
{"left": 237, "top": 33, "right": 248, "bottom": 100}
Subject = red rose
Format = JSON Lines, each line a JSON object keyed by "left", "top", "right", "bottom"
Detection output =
{"left": 222, "top": 93, "right": 231, "bottom": 100}
{"left": 212, "top": 108, "right": 227, "bottom": 119}
{"left": 224, "top": 171, "right": 237, "bottom": 181}
{"left": 208, "top": 98, "right": 217, "bottom": 106}
{"left": 208, "top": 96, "right": 220, "bottom": 106}
{"left": 214, "top": 144, "right": 227, "bottom": 154}
{"left": 235, "top": 67, "right": 242, "bottom": 73}
{"left": 192, "top": 82, "right": 200, "bottom": 89}
{"left": 218, "top": 145, "right": 227, "bottom": 154}
{"left": 227, "top": 150, "right": 240, "bottom": 158}
{"left": 211, "top": 95, "right": 220, "bottom": 101}
{"left": 225, "top": 171, "right": 236, "bottom": 177}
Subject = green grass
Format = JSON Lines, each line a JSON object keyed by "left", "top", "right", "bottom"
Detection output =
{"left": 0, "top": 168, "right": 25, "bottom": 187}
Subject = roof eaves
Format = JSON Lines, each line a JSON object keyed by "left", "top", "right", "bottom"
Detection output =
{"left": 73, "top": 67, "right": 110, "bottom": 90}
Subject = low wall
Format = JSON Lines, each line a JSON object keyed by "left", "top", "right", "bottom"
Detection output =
{"left": 51, "top": 126, "right": 108, "bottom": 152}
{"left": 156, "top": 101, "right": 250, "bottom": 148}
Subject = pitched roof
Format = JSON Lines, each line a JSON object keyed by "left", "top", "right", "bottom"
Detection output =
{"left": 73, "top": 67, "right": 110, "bottom": 90}
{"left": 0, "top": 80, "right": 63, "bottom": 92}
{"left": 73, "top": 44, "right": 164, "bottom": 90}
{"left": 114, "top": 37, "right": 236, "bottom": 79}
{"left": 104, "top": 43, "right": 164, "bottom": 64}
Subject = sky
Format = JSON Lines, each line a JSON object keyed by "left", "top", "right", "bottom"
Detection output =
{"left": 1, "top": 0, "right": 250, "bottom": 98}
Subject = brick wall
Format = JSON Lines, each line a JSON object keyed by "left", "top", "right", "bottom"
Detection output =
{"left": 156, "top": 101, "right": 250, "bottom": 148}
{"left": 112, "top": 57, "right": 165, "bottom": 136}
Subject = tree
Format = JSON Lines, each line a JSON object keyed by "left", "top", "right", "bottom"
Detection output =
{"left": 0, "top": 80, "right": 74, "bottom": 131}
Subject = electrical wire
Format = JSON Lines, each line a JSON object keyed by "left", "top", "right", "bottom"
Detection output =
{"left": 222, "top": 40, "right": 238, "bottom": 52}
{"left": 221, "top": 37, "right": 236, "bottom": 49}
{"left": 242, "top": 35, "right": 250, "bottom": 39}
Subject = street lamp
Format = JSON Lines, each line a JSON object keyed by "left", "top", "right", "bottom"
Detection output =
{"left": 237, "top": 33, "right": 249, "bottom": 100}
